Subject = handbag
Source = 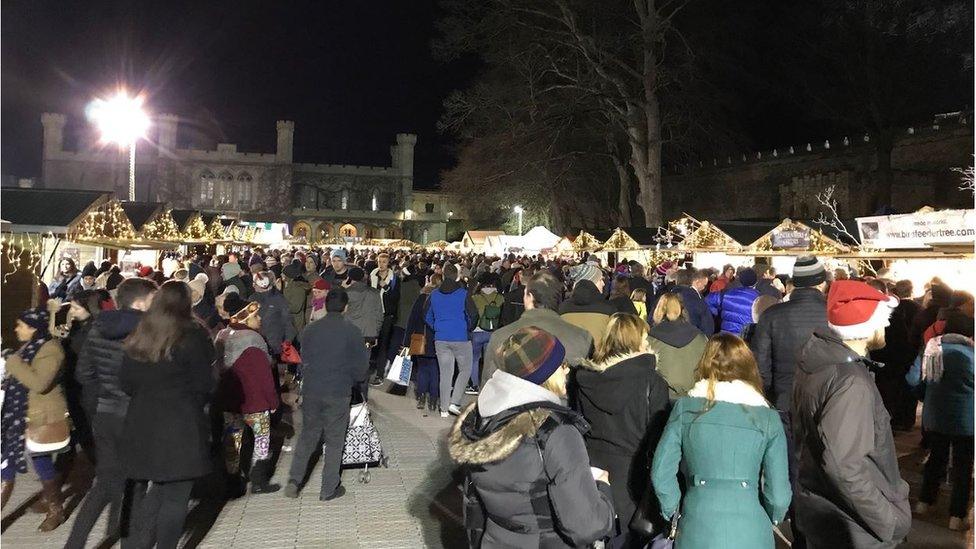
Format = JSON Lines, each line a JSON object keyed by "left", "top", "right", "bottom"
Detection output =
{"left": 386, "top": 348, "right": 413, "bottom": 386}
{"left": 280, "top": 341, "right": 302, "bottom": 364}
{"left": 26, "top": 416, "right": 71, "bottom": 454}
{"left": 409, "top": 330, "right": 427, "bottom": 356}
{"left": 648, "top": 513, "right": 680, "bottom": 549}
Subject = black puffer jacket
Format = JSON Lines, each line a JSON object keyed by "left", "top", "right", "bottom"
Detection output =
{"left": 752, "top": 287, "right": 827, "bottom": 411}
{"left": 791, "top": 328, "right": 911, "bottom": 548}
{"left": 75, "top": 309, "right": 143, "bottom": 417}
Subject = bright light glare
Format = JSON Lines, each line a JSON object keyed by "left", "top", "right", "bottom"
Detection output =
{"left": 514, "top": 205, "right": 524, "bottom": 214}
{"left": 86, "top": 92, "right": 150, "bottom": 145}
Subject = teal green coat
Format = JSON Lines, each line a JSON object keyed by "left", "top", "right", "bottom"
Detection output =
{"left": 651, "top": 381, "right": 791, "bottom": 549}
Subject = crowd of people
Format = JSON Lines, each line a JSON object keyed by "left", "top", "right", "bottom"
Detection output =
{"left": 0, "top": 246, "right": 972, "bottom": 548}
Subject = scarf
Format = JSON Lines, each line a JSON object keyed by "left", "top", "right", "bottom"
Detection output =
{"left": 370, "top": 268, "right": 395, "bottom": 314}
{"left": 922, "top": 334, "right": 975, "bottom": 382}
{"left": 311, "top": 296, "right": 327, "bottom": 311}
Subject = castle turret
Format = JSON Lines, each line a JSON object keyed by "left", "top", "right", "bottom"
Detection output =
{"left": 157, "top": 113, "right": 179, "bottom": 154}
{"left": 394, "top": 133, "right": 417, "bottom": 210}
{"left": 41, "top": 113, "right": 66, "bottom": 157}
{"left": 276, "top": 120, "right": 294, "bottom": 163}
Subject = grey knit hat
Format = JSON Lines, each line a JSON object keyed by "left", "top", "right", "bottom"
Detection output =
{"left": 792, "top": 256, "right": 827, "bottom": 287}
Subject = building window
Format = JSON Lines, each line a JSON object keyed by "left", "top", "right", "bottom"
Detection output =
{"left": 422, "top": 228, "right": 429, "bottom": 244}
{"left": 216, "top": 172, "right": 234, "bottom": 209}
{"left": 364, "top": 225, "right": 377, "bottom": 239}
{"left": 339, "top": 223, "right": 357, "bottom": 237}
{"left": 198, "top": 171, "right": 215, "bottom": 207}
{"left": 237, "top": 172, "right": 254, "bottom": 208}
{"left": 371, "top": 191, "right": 378, "bottom": 212}
{"left": 425, "top": 202, "right": 434, "bottom": 213}
{"left": 341, "top": 189, "right": 349, "bottom": 210}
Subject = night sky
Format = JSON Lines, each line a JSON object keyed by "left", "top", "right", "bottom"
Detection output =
{"left": 2, "top": 0, "right": 473, "bottom": 188}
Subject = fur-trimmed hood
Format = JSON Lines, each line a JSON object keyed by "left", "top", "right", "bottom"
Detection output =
{"left": 449, "top": 403, "right": 554, "bottom": 465}
{"left": 578, "top": 351, "right": 651, "bottom": 373}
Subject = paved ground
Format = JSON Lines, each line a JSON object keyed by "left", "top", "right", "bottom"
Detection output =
{"left": 0, "top": 384, "right": 970, "bottom": 548}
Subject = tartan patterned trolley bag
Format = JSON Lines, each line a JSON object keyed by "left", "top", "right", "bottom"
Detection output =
{"left": 338, "top": 395, "right": 389, "bottom": 483}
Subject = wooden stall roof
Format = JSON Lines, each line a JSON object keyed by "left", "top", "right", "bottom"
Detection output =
{"left": 0, "top": 187, "right": 109, "bottom": 233}
{"left": 120, "top": 202, "right": 164, "bottom": 232}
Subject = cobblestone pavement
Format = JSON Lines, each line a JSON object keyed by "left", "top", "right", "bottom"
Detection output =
{"left": 0, "top": 385, "right": 970, "bottom": 548}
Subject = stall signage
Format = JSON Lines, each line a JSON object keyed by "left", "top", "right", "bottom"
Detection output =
{"left": 771, "top": 228, "right": 810, "bottom": 249}
{"left": 857, "top": 209, "right": 976, "bottom": 249}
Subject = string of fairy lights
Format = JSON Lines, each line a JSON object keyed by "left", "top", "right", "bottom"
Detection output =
{"left": 0, "top": 232, "right": 49, "bottom": 283}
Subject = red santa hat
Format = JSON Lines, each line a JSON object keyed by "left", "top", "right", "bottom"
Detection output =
{"left": 827, "top": 280, "right": 898, "bottom": 340}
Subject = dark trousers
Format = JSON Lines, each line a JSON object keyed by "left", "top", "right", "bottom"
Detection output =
{"left": 65, "top": 413, "right": 126, "bottom": 549}
{"left": 779, "top": 410, "right": 806, "bottom": 549}
{"left": 123, "top": 479, "right": 194, "bottom": 549}
{"left": 370, "top": 315, "right": 396, "bottom": 378}
{"left": 414, "top": 356, "right": 440, "bottom": 399}
{"left": 387, "top": 326, "right": 406, "bottom": 364}
{"left": 288, "top": 394, "right": 351, "bottom": 497}
{"left": 920, "top": 432, "right": 974, "bottom": 518}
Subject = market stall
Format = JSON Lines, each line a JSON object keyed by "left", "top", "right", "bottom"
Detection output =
{"left": 739, "top": 218, "right": 853, "bottom": 275}
{"left": 675, "top": 215, "right": 775, "bottom": 270}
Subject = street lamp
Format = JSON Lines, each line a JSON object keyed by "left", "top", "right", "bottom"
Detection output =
{"left": 513, "top": 205, "right": 524, "bottom": 236}
{"left": 87, "top": 91, "right": 150, "bottom": 201}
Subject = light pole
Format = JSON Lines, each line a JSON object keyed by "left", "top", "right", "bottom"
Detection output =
{"left": 88, "top": 91, "right": 150, "bottom": 201}
{"left": 513, "top": 205, "right": 524, "bottom": 236}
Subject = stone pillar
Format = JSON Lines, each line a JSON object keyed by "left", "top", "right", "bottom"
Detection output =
{"left": 276, "top": 120, "right": 295, "bottom": 164}
{"left": 394, "top": 133, "right": 417, "bottom": 211}
{"left": 41, "top": 113, "right": 66, "bottom": 157}
{"left": 157, "top": 113, "right": 179, "bottom": 154}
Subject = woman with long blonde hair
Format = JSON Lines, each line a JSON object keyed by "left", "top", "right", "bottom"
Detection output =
{"left": 651, "top": 333, "right": 791, "bottom": 548}
{"left": 574, "top": 313, "right": 671, "bottom": 547}
{"left": 647, "top": 292, "right": 708, "bottom": 398}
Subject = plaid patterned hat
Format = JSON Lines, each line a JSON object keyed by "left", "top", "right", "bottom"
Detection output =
{"left": 498, "top": 327, "right": 566, "bottom": 385}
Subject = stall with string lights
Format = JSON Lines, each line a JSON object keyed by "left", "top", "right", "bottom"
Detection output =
{"left": 675, "top": 215, "right": 775, "bottom": 270}
{"left": 739, "top": 218, "right": 853, "bottom": 275}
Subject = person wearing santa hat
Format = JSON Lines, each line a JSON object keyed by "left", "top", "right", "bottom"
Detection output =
{"left": 791, "top": 280, "right": 911, "bottom": 548}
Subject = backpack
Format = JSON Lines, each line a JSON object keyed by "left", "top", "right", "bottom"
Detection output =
{"left": 478, "top": 294, "right": 504, "bottom": 331}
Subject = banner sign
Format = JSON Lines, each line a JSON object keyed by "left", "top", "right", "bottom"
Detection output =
{"left": 857, "top": 209, "right": 976, "bottom": 249}
{"left": 771, "top": 228, "right": 811, "bottom": 249}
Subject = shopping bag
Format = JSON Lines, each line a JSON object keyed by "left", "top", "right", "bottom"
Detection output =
{"left": 280, "top": 341, "right": 302, "bottom": 364}
{"left": 386, "top": 349, "right": 413, "bottom": 386}
{"left": 342, "top": 403, "right": 382, "bottom": 465}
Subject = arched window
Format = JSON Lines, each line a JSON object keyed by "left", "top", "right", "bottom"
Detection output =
{"left": 422, "top": 228, "right": 429, "bottom": 244}
{"left": 371, "top": 191, "right": 378, "bottom": 212}
{"left": 318, "top": 222, "right": 334, "bottom": 240}
{"left": 293, "top": 222, "right": 310, "bottom": 239}
{"left": 237, "top": 172, "right": 253, "bottom": 209}
{"left": 216, "top": 172, "right": 234, "bottom": 209}
{"left": 339, "top": 223, "right": 357, "bottom": 237}
{"left": 385, "top": 225, "right": 401, "bottom": 239}
{"left": 341, "top": 189, "right": 349, "bottom": 210}
{"left": 197, "top": 170, "right": 215, "bottom": 207}
{"left": 364, "top": 224, "right": 377, "bottom": 239}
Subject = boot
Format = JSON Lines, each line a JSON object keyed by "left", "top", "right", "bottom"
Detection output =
{"left": 224, "top": 471, "right": 247, "bottom": 499}
{"left": 416, "top": 393, "right": 426, "bottom": 410}
{"left": 37, "top": 479, "right": 65, "bottom": 532}
{"left": 249, "top": 460, "right": 281, "bottom": 495}
{"left": 1, "top": 480, "right": 13, "bottom": 510}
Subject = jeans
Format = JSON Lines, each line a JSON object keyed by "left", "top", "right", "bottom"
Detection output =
{"left": 288, "top": 394, "right": 351, "bottom": 497}
{"left": 414, "top": 356, "right": 440, "bottom": 399}
{"left": 920, "top": 432, "right": 974, "bottom": 518}
{"left": 1, "top": 454, "right": 56, "bottom": 481}
{"left": 371, "top": 316, "right": 396, "bottom": 378}
{"left": 434, "top": 340, "right": 473, "bottom": 410}
{"left": 469, "top": 331, "right": 492, "bottom": 389}
{"left": 124, "top": 479, "right": 194, "bottom": 549}
{"left": 65, "top": 413, "right": 126, "bottom": 549}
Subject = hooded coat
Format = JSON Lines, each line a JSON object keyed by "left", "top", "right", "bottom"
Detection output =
{"left": 905, "top": 334, "right": 974, "bottom": 436}
{"left": 344, "top": 281, "right": 384, "bottom": 339}
{"left": 573, "top": 352, "right": 671, "bottom": 531}
{"left": 706, "top": 287, "right": 760, "bottom": 336}
{"left": 214, "top": 325, "right": 280, "bottom": 415}
{"left": 74, "top": 308, "right": 143, "bottom": 417}
{"left": 646, "top": 320, "right": 708, "bottom": 398}
{"left": 483, "top": 308, "right": 593, "bottom": 382}
{"left": 425, "top": 278, "right": 479, "bottom": 342}
{"left": 651, "top": 286, "right": 714, "bottom": 336}
{"left": 791, "top": 328, "right": 911, "bottom": 548}
{"left": 249, "top": 287, "right": 295, "bottom": 354}
{"left": 651, "top": 380, "right": 792, "bottom": 549}
{"left": 395, "top": 273, "right": 424, "bottom": 330}
{"left": 449, "top": 371, "right": 616, "bottom": 548}
{"left": 559, "top": 280, "right": 617, "bottom": 343}
{"left": 282, "top": 276, "right": 311, "bottom": 334}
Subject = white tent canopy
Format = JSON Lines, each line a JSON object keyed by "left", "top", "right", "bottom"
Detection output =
{"left": 520, "top": 226, "right": 560, "bottom": 253}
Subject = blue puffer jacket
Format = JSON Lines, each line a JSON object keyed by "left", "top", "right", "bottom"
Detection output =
{"left": 906, "top": 336, "right": 974, "bottom": 436}
{"left": 707, "top": 287, "right": 760, "bottom": 336}
{"left": 424, "top": 279, "right": 479, "bottom": 342}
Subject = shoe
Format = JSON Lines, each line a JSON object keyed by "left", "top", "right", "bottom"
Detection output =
{"left": 440, "top": 411, "right": 449, "bottom": 418}
{"left": 464, "top": 386, "right": 479, "bottom": 395}
{"left": 914, "top": 502, "right": 930, "bottom": 514}
{"left": 319, "top": 485, "right": 346, "bottom": 502}
{"left": 416, "top": 393, "right": 426, "bottom": 410}
{"left": 283, "top": 480, "right": 300, "bottom": 499}
{"left": 37, "top": 479, "right": 65, "bottom": 532}
{"left": 1, "top": 480, "right": 13, "bottom": 510}
{"left": 282, "top": 444, "right": 293, "bottom": 453}
{"left": 224, "top": 472, "right": 248, "bottom": 499}
{"left": 449, "top": 404, "right": 462, "bottom": 416}
{"left": 428, "top": 398, "right": 438, "bottom": 413}
{"left": 369, "top": 376, "right": 384, "bottom": 387}
{"left": 249, "top": 460, "right": 281, "bottom": 495}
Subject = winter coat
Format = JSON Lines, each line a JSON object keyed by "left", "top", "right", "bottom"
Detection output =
{"left": 344, "top": 281, "right": 384, "bottom": 339}
{"left": 706, "top": 286, "right": 760, "bottom": 336}
{"left": 425, "top": 279, "right": 478, "bottom": 342}
{"left": 395, "top": 274, "right": 423, "bottom": 329}
{"left": 559, "top": 280, "right": 616, "bottom": 343}
{"left": 791, "top": 328, "right": 911, "bottom": 548}
{"left": 369, "top": 268, "right": 400, "bottom": 318}
{"left": 215, "top": 325, "right": 280, "bottom": 415}
{"left": 223, "top": 275, "right": 251, "bottom": 299}
{"left": 249, "top": 288, "right": 295, "bottom": 354}
{"left": 751, "top": 287, "right": 828, "bottom": 411}
{"left": 906, "top": 335, "right": 974, "bottom": 436}
{"left": 573, "top": 353, "right": 671, "bottom": 529}
{"left": 282, "top": 277, "right": 311, "bottom": 334}
{"left": 193, "top": 299, "right": 221, "bottom": 335}
{"left": 708, "top": 276, "right": 731, "bottom": 294}
{"left": 755, "top": 279, "right": 783, "bottom": 299}
{"left": 472, "top": 291, "right": 505, "bottom": 332}
{"left": 120, "top": 323, "right": 216, "bottom": 482}
{"left": 74, "top": 308, "right": 142, "bottom": 417}
{"left": 320, "top": 265, "right": 350, "bottom": 288}
{"left": 651, "top": 286, "right": 714, "bottom": 336}
{"left": 48, "top": 272, "right": 82, "bottom": 301}
{"left": 609, "top": 295, "right": 639, "bottom": 316}
{"left": 449, "top": 371, "right": 616, "bottom": 548}
{"left": 647, "top": 320, "right": 708, "bottom": 398}
{"left": 5, "top": 340, "right": 68, "bottom": 428}
{"left": 651, "top": 380, "right": 792, "bottom": 549}
{"left": 483, "top": 308, "right": 594, "bottom": 382}
{"left": 498, "top": 285, "right": 525, "bottom": 327}
{"left": 404, "top": 294, "right": 436, "bottom": 358}
{"left": 299, "top": 314, "right": 370, "bottom": 399}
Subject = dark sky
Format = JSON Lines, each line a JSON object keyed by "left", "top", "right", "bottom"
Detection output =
{"left": 1, "top": 0, "right": 474, "bottom": 187}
